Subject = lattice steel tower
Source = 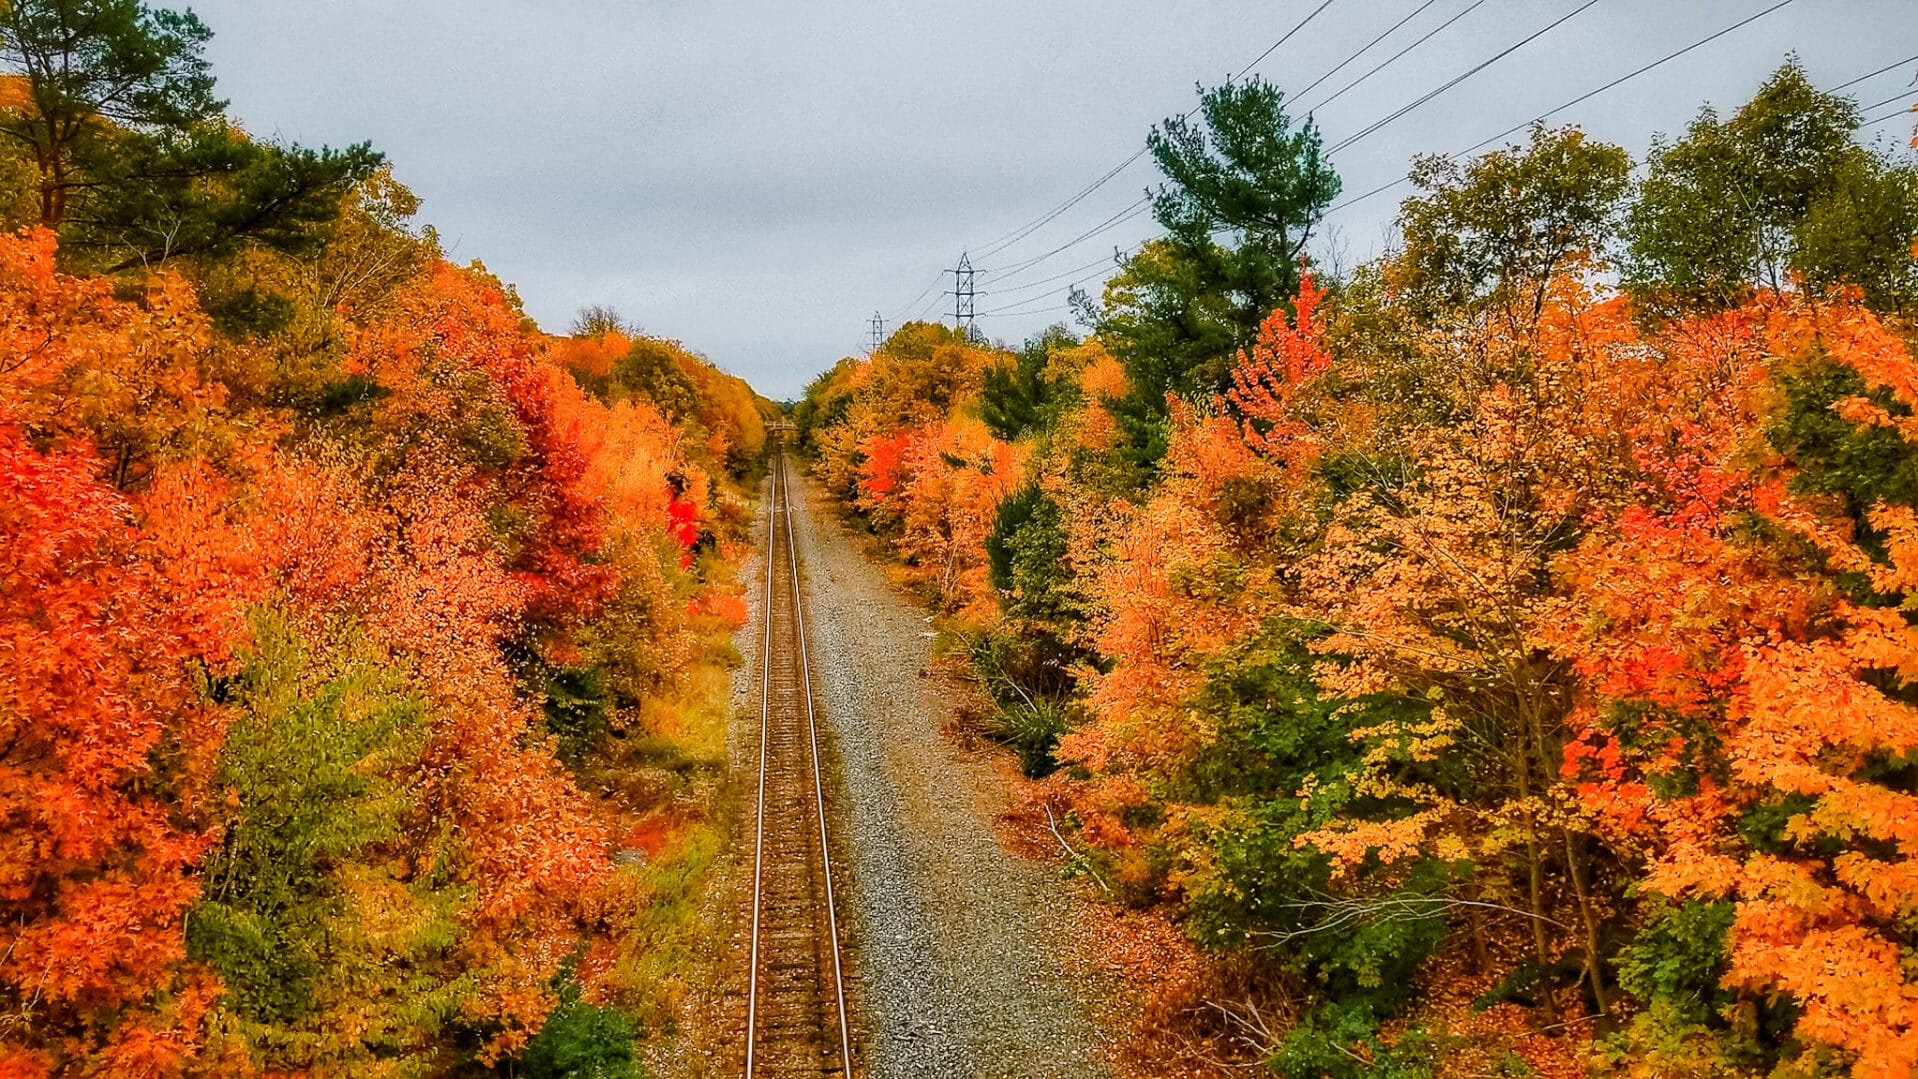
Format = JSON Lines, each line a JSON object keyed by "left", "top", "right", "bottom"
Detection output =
{"left": 952, "top": 253, "right": 976, "bottom": 338}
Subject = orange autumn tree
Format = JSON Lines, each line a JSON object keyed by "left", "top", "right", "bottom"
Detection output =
{"left": 185, "top": 258, "right": 736, "bottom": 1073}
{"left": 0, "top": 424, "right": 261, "bottom": 1077}
{"left": 0, "top": 211, "right": 750, "bottom": 1074}
{"left": 1059, "top": 276, "right": 1357, "bottom": 892}
{"left": 0, "top": 226, "right": 270, "bottom": 1076}
{"left": 334, "top": 263, "right": 623, "bottom": 1051}
{"left": 856, "top": 418, "right": 1024, "bottom": 616}
{"left": 1072, "top": 399, "right": 1303, "bottom": 790}
{"left": 0, "top": 229, "right": 244, "bottom": 486}
{"left": 799, "top": 321, "right": 1000, "bottom": 505}
{"left": 789, "top": 74, "right": 1918, "bottom": 1076}
{"left": 1281, "top": 275, "right": 1645, "bottom": 1022}
{"left": 549, "top": 324, "right": 768, "bottom": 478}
{"left": 1058, "top": 400, "right": 1282, "bottom": 868}
{"left": 1226, "top": 272, "right": 1334, "bottom": 466}
{"left": 335, "top": 261, "right": 743, "bottom": 1059}
{"left": 1556, "top": 289, "right": 1918, "bottom": 1074}
{"left": 796, "top": 321, "right": 1015, "bottom": 613}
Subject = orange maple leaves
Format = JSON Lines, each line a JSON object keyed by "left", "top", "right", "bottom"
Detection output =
{"left": 1226, "top": 272, "right": 1331, "bottom": 466}
{"left": 0, "top": 227, "right": 741, "bottom": 1074}
{"left": 1555, "top": 290, "right": 1918, "bottom": 1075}
{"left": 855, "top": 419, "right": 1025, "bottom": 617}
{"left": 1071, "top": 270, "right": 1918, "bottom": 1073}
{"left": 0, "top": 420, "right": 261, "bottom": 1075}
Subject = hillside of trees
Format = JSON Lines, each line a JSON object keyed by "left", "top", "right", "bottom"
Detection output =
{"left": 0, "top": 2, "right": 772, "bottom": 1075}
{"left": 797, "top": 66, "right": 1918, "bottom": 1076}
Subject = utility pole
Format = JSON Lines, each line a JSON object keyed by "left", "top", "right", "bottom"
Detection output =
{"left": 867, "top": 311, "right": 886, "bottom": 352}
{"left": 952, "top": 252, "right": 976, "bottom": 339}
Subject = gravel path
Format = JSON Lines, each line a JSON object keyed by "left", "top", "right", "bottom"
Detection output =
{"left": 787, "top": 469, "right": 1116, "bottom": 1079}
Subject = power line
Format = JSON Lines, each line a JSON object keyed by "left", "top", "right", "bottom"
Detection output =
{"left": 971, "top": 155, "right": 1146, "bottom": 262}
{"left": 1862, "top": 103, "right": 1917, "bottom": 129}
{"left": 976, "top": 297, "right": 1076, "bottom": 318}
{"left": 976, "top": 306, "right": 1073, "bottom": 320}
{"left": 979, "top": 0, "right": 1589, "bottom": 276}
{"left": 1327, "top": 0, "right": 1606, "bottom": 157}
{"left": 896, "top": 0, "right": 1822, "bottom": 333}
{"left": 1828, "top": 54, "right": 1918, "bottom": 95}
{"left": 979, "top": 0, "right": 1466, "bottom": 286}
{"left": 1304, "top": 0, "right": 1492, "bottom": 114}
{"left": 967, "top": 0, "right": 1749, "bottom": 321}
{"left": 980, "top": 0, "right": 1565, "bottom": 315}
{"left": 962, "top": 0, "right": 1346, "bottom": 267}
{"left": 1295, "top": 0, "right": 1446, "bottom": 103}
{"left": 1231, "top": 0, "right": 1342, "bottom": 82}
{"left": 919, "top": 0, "right": 1487, "bottom": 311}
{"left": 975, "top": 255, "right": 1142, "bottom": 316}
{"left": 978, "top": 246, "right": 1135, "bottom": 297}
{"left": 979, "top": 228, "right": 1276, "bottom": 321}
{"left": 1858, "top": 88, "right": 1918, "bottom": 116}
{"left": 977, "top": 198, "right": 1153, "bottom": 276}
{"left": 944, "top": 23, "right": 1912, "bottom": 335}
{"left": 976, "top": 292, "right": 1077, "bottom": 317}
{"left": 1452, "top": 0, "right": 1794, "bottom": 159}
{"left": 889, "top": 269, "right": 948, "bottom": 323}
{"left": 1325, "top": 44, "right": 1910, "bottom": 217}
{"left": 909, "top": 288, "right": 947, "bottom": 324}
{"left": 964, "top": 1, "right": 1483, "bottom": 295}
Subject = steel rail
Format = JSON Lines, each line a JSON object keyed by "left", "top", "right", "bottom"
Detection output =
{"left": 744, "top": 444, "right": 854, "bottom": 1076}
{"left": 781, "top": 450, "right": 855, "bottom": 1074}
{"left": 744, "top": 445, "right": 776, "bottom": 1077}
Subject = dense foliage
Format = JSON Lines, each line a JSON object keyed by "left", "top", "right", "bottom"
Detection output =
{"left": 799, "top": 65, "right": 1918, "bottom": 1076}
{"left": 0, "top": 5, "right": 767, "bottom": 1074}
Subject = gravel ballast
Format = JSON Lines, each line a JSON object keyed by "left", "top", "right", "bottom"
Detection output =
{"left": 785, "top": 470, "right": 1115, "bottom": 1079}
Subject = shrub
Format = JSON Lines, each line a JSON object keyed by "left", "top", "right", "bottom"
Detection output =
{"left": 986, "top": 697, "right": 1074, "bottom": 778}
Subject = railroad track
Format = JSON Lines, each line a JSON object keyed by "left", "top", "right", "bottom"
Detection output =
{"left": 744, "top": 445, "right": 857, "bottom": 1077}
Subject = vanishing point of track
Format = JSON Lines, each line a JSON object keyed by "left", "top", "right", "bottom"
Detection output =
{"left": 745, "top": 443, "right": 856, "bottom": 1076}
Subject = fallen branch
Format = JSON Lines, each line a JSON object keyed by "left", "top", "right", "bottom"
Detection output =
{"left": 1245, "top": 891, "right": 1569, "bottom": 946}
{"left": 1044, "top": 802, "right": 1112, "bottom": 895}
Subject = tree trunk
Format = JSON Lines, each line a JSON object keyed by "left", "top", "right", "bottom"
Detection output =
{"left": 33, "top": 139, "right": 58, "bottom": 227}
{"left": 1466, "top": 877, "right": 1493, "bottom": 974}
{"left": 1514, "top": 748, "right": 1561, "bottom": 1026}
{"left": 1564, "top": 828, "right": 1611, "bottom": 1019}
{"left": 33, "top": 121, "right": 70, "bottom": 228}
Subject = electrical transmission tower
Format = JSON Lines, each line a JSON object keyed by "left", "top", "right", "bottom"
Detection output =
{"left": 867, "top": 311, "right": 886, "bottom": 352}
{"left": 952, "top": 253, "right": 976, "bottom": 339}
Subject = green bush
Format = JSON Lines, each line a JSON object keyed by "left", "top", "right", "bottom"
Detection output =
{"left": 511, "top": 979, "right": 646, "bottom": 1079}
{"left": 187, "top": 609, "right": 475, "bottom": 1073}
{"left": 1174, "top": 620, "right": 1459, "bottom": 1070}
{"left": 984, "top": 482, "right": 1076, "bottom": 626}
{"left": 985, "top": 697, "right": 1074, "bottom": 778}
{"left": 542, "top": 663, "right": 612, "bottom": 764}
{"left": 1613, "top": 899, "right": 1736, "bottom": 1025}
{"left": 953, "top": 621, "right": 1080, "bottom": 777}
{"left": 1269, "top": 1004, "right": 1439, "bottom": 1079}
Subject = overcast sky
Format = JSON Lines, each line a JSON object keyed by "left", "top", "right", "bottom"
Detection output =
{"left": 189, "top": 0, "right": 1917, "bottom": 399}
